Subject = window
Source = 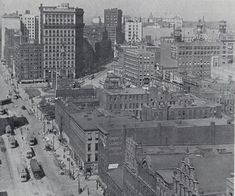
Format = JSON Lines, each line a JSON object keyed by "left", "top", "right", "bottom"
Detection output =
{"left": 87, "top": 154, "right": 91, "bottom": 162}
{"left": 95, "top": 154, "right": 98, "bottom": 161}
{"left": 95, "top": 143, "right": 98, "bottom": 151}
{"left": 88, "top": 143, "right": 91, "bottom": 151}
{"left": 88, "top": 133, "right": 92, "bottom": 141}
{"left": 95, "top": 133, "right": 99, "bottom": 140}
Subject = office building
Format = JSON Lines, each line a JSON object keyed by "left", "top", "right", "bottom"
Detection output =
{"left": 14, "top": 43, "right": 43, "bottom": 81}
{"left": 39, "top": 3, "right": 84, "bottom": 81}
{"left": 1, "top": 12, "right": 21, "bottom": 59}
{"left": 125, "top": 19, "right": 142, "bottom": 43}
{"left": 219, "top": 33, "right": 235, "bottom": 65}
{"left": 104, "top": 8, "right": 123, "bottom": 44}
{"left": 20, "top": 10, "right": 39, "bottom": 43}
{"left": 123, "top": 45, "right": 158, "bottom": 87}
{"left": 171, "top": 40, "right": 222, "bottom": 78}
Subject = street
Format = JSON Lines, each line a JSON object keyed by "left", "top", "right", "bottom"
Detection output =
{"left": 0, "top": 61, "right": 105, "bottom": 196}
{"left": 0, "top": 62, "right": 82, "bottom": 196}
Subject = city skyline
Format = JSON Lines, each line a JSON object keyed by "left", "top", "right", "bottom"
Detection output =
{"left": 0, "top": 0, "right": 235, "bottom": 24}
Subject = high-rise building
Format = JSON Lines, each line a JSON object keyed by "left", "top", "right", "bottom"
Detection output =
{"left": 39, "top": 3, "right": 84, "bottom": 82}
{"left": 104, "top": 8, "right": 122, "bottom": 44}
{"left": 1, "top": 12, "right": 21, "bottom": 59}
{"left": 20, "top": 10, "right": 39, "bottom": 43}
{"left": 125, "top": 19, "right": 142, "bottom": 43}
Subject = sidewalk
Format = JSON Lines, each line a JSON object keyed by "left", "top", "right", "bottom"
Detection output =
{"left": 43, "top": 131, "right": 104, "bottom": 196}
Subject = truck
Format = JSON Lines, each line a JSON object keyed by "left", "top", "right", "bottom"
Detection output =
{"left": 25, "top": 146, "right": 34, "bottom": 159}
{"left": 17, "top": 164, "right": 28, "bottom": 182}
{"left": 5, "top": 125, "right": 12, "bottom": 135}
{"left": 8, "top": 136, "right": 17, "bottom": 148}
{"left": 30, "top": 159, "right": 43, "bottom": 179}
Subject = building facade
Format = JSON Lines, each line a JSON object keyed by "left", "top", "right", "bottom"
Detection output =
{"left": 97, "top": 80, "right": 150, "bottom": 117}
{"left": 125, "top": 19, "right": 142, "bottom": 43}
{"left": 20, "top": 10, "right": 39, "bottom": 43}
{"left": 219, "top": 33, "right": 235, "bottom": 65}
{"left": 39, "top": 3, "right": 84, "bottom": 81}
{"left": 104, "top": 8, "right": 123, "bottom": 44}
{"left": 14, "top": 43, "right": 43, "bottom": 81}
{"left": 1, "top": 12, "right": 21, "bottom": 59}
{"left": 171, "top": 40, "right": 222, "bottom": 78}
{"left": 123, "top": 45, "right": 157, "bottom": 87}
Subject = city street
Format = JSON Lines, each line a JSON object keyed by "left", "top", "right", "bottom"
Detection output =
{"left": 0, "top": 61, "right": 104, "bottom": 196}
{"left": 0, "top": 62, "right": 90, "bottom": 196}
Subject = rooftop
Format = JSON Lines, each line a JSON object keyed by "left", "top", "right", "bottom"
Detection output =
{"left": 103, "top": 87, "right": 148, "bottom": 95}
{"left": 146, "top": 152, "right": 234, "bottom": 194}
{"left": 107, "top": 166, "right": 124, "bottom": 189}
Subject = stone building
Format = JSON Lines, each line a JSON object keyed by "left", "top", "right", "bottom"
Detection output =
{"left": 39, "top": 3, "right": 84, "bottom": 80}
{"left": 97, "top": 74, "right": 150, "bottom": 118}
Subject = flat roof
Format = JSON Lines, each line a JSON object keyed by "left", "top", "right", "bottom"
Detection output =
{"left": 107, "top": 166, "right": 124, "bottom": 189}
{"left": 103, "top": 87, "right": 148, "bottom": 95}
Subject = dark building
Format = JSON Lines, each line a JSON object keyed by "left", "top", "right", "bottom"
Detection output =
{"left": 95, "top": 29, "right": 114, "bottom": 65}
{"left": 104, "top": 8, "right": 123, "bottom": 44}
{"left": 39, "top": 3, "right": 85, "bottom": 81}
{"left": 4, "top": 28, "right": 21, "bottom": 73}
{"left": 14, "top": 43, "right": 43, "bottom": 81}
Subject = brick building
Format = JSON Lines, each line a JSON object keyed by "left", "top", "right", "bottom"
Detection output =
{"left": 14, "top": 43, "right": 43, "bottom": 81}
{"left": 142, "top": 89, "right": 222, "bottom": 121}
{"left": 170, "top": 40, "right": 222, "bottom": 78}
{"left": 104, "top": 8, "right": 123, "bottom": 44}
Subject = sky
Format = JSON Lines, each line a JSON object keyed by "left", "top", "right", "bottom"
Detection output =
{"left": 0, "top": 0, "right": 235, "bottom": 24}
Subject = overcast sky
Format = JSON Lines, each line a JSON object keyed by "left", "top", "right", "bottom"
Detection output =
{"left": 1, "top": 0, "right": 235, "bottom": 24}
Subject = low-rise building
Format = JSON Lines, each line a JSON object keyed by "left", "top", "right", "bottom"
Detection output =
{"left": 142, "top": 89, "right": 222, "bottom": 121}
{"left": 98, "top": 85, "right": 150, "bottom": 118}
{"left": 170, "top": 40, "right": 222, "bottom": 78}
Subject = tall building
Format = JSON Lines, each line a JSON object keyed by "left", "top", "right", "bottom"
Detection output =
{"left": 1, "top": 12, "right": 21, "bottom": 59}
{"left": 20, "top": 10, "right": 39, "bottom": 43}
{"left": 14, "top": 43, "right": 43, "bottom": 81}
{"left": 39, "top": 3, "right": 84, "bottom": 81}
{"left": 104, "top": 8, "right": 122, "bottom": 44}
{"left": 123, "top": 45, "right": 159, "bottom": 87}
{"left": 125, "top": 19, "right": 142, "bottom": 43}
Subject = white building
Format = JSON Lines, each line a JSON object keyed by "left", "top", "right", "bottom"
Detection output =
{"left": 125, "top": 20, "right": 142, "bottom": 43}
{"left": 20, "top": 10, "right": 39, "bottom": 43}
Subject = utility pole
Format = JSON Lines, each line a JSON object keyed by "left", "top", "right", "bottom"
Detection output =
{"left": 77, "top": 174, "right": 80, "bottom": 194}
{"left": 52, "top": 135, "right": 55, "bottom": 151}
